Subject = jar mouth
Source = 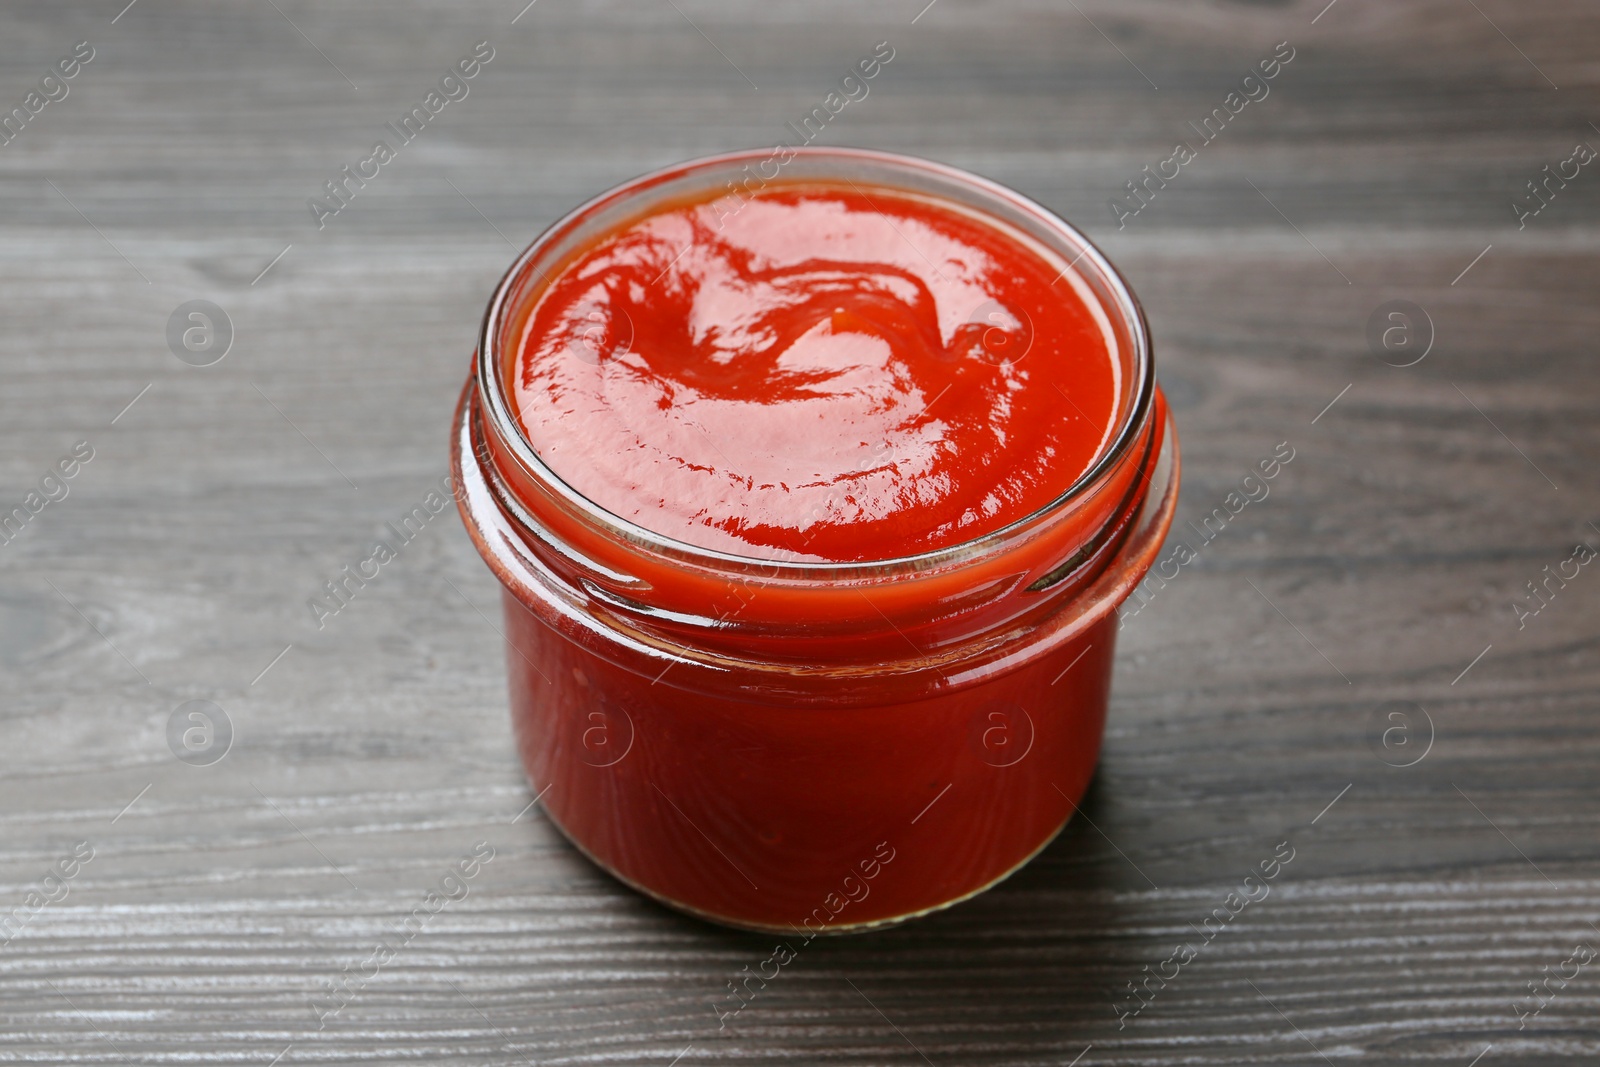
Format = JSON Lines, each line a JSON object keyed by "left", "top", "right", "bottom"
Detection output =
{"left": 476, "top": 147, "right": 1154, "bottom": 580}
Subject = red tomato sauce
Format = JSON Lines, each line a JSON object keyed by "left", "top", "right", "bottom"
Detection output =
{"left": 506, "top": 181, "right": 1120, "bottom": 562}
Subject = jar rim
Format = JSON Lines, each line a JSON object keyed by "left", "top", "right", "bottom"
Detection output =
{"left": 475, "top": 146, "right": 1155, "bottom": 579}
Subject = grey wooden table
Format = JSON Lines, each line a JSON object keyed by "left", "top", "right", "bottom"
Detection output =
{"left": 3, "top": 1, "right": 1597, "bottom": 1063}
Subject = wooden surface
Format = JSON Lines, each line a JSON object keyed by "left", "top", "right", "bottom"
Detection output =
{"left": 3, "top": 0, "right": 1598, "bottom": 1063}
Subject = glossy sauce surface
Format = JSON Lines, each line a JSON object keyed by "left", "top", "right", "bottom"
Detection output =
{"left": 508, "top": 181, "right": 1119, "bottom": 562}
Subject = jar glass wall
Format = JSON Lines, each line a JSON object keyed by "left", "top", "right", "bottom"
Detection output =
{"left": 453, "top": 148, "right": 1179, "bottom": 932}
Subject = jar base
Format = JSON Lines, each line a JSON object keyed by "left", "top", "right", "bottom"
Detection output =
{"left": 526, "top": 781, "right": 1079, "bottom": 936}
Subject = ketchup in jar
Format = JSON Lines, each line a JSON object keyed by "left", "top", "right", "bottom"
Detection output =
{"left": 454, "top": 149, "right": 1178, "bottom": 932}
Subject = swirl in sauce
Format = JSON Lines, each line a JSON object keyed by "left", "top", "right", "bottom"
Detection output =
{"left": 509, "top": 181, "right": 1118, "bottom": 563}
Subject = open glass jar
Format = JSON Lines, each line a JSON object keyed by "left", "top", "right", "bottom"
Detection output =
{"left": 453, "top": 148, "right": 1178, "bottom": 933}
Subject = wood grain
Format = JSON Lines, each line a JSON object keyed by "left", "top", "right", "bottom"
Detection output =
{"left": 1, "top": 0, "right": 1598, "bottom": 1063}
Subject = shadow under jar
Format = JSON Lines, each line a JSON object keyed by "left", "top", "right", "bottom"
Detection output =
{"left": 453, "top": 148, "right": 1178, "bottom": 933}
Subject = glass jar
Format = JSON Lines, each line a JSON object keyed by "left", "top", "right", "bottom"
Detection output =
{"left": 453, "top": 148, "right": 1178, "bottom": 933}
